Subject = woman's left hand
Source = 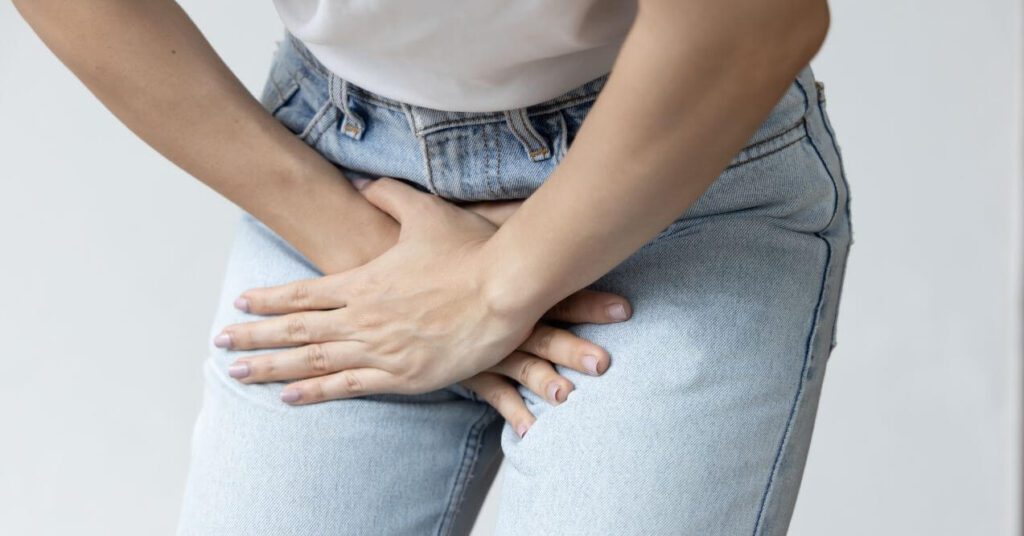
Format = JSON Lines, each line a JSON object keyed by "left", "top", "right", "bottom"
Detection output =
{"left": 215, "top": 177, "right": 556, "bottom": 405}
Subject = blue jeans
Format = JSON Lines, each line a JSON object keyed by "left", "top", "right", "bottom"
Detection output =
{"left": 178, "top": 34, "right": 852, "bottom": 535}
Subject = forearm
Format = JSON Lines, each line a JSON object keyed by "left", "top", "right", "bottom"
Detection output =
{"left": 13, "top": 0, "right": 398, "bottom": 273}
{"left": 482, "top": 0, "right": 830, "bottom": 316}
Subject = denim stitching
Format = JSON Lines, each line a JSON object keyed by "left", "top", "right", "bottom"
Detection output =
{"left": 794, "top": 78, "right": 841, "bottom": 234}
{"left": 752, "top": 75, "right": 843, "bottom": 535}
{"left": 436, "top": 406, "right": 497, "bottom": 536}
{"left": 418, "top": 139, "right": 441, "bottom": 196}
{"left": 815, "top": 92, "right": 853, "bottom": 350}
{"left": 413, "top": 97, "right": 598, "bottom": 137}
{"left": 483, "top": 123, "right": 508, "bottom": 197}
{"left": 751, "top": 233, "right": 833, "bottom": 536}
{"left": 298, "top": 97, "right": 338, "bottom": 146}
{"left": 816, "top": 95, "right": 851, "bottom": 226}
{"left": 726, "top": 122, "right": 808, "bottom": 169}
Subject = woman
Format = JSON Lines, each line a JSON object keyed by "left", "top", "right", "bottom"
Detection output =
{"left": 15, "top": 0, "right": 850, "bottom": 534}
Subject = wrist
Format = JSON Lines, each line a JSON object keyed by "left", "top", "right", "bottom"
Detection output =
{"left": 281, "top": 157, "right": 401, "bottom": 274}
{"left": 476, "top": 234, "right": 557, "bottom": 321}
{"left": 320, "top": 211, "right": 399, "bottom": 273}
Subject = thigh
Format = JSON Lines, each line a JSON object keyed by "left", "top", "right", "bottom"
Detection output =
{"left": 177, "top": 214, "right": 503, "bottom": 536}
{"left": 495, "top": 128, "right": 851, "bottom": 535}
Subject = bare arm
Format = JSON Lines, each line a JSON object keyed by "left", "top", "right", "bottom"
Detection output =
{"left": 483, "top": 0, "right": 831, "bottom": 315}
{"left": 13, "top": 0, "right": 398, "bottom": 273}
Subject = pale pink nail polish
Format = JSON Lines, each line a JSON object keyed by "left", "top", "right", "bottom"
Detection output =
{"left": 233, "top": 297, "right": 250, "bottom": 313}
{"left": 607, "top": 303, "right": 629, "bottom": 321}
{"left": 227, "top": 362, "right": 250, "bottom": 379}
{"left": 547, "top": 383, "right": 561, "bottom": 403}
{"left": 582, "top": 355, "right": 601, "bottom": 375}
{"left": 515, "top": 422, "right": 530, "bottom": 438}
{"left": 350, "top": 177, "right": 371, "bottom": 190}
{"left": 280, "top": 389, "right": 301, "bottom": 403}
{"left": 213, "top": 333, "right": 232, "bottom": 349}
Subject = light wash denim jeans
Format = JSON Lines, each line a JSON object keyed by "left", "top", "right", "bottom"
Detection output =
{"left": 178, "top": 34, "right": 852, "bottom": 536}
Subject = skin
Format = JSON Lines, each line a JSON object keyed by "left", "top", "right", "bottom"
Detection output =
{"left": 13, "top": 0, "right": 635, "bottom": 436}
{"left": 14, "top": 0, "right": 831, "bottom": 436}
{"left": 219, "top": 0, "right": 830, "bottom": 405}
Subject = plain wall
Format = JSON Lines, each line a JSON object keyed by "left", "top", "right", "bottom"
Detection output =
{"left": 0, "top": 1, "right": 1019, "bottom": 535}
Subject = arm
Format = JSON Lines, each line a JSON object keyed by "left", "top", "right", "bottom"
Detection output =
{"left": 12, "top": 0, "right": 398, "bottom": 273}
{"left": 482, "top": 0, "right": 830, "bottom": 317}
{"left": 186, "top": 0, "right": 829, "bottom": 405}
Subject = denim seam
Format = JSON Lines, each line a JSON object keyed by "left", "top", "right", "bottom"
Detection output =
{"left": 816, "top": 97, "right": 852, "bottom": 226}
{"left": 483, "top": 123, "right": 508, "bottom": 197}
{"left": 412, "top": 98, "right": 597, "bottom": 137}
{"left": 726, "top": 122, "right": 808, "bottom": 170}
{"left": 399, "top": 102, "right": 440, "bottom": 195}
{"left": 752, "top": 76, "right": 843, "bottom": 534}
{"left": 794, "top": 78, "right": 841, "bottom": 233}
{"left": 298, "top": 97, "right": 338, "bottom": 145}
{"left": 436, "top": 406, "right": 496, "bottom": 536}
{"left": 751, "top": 233, "right": 832, "bottom": 536}
{"left": 815, "top": 95, "right": 853, "bottom": 350}
{"left": 351, "top": 90, "right": 600, "bottom": 122}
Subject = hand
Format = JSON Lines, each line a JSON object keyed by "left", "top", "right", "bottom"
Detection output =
{"left": 216, "top": 178, "right": 631, "bottom": 430}
{"left": 228, "top": 286, "right": 629, "bottom": 437}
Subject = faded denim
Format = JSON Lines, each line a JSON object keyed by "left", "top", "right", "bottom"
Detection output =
{"left": 178, "top": 34, "right": 853, "bottom": 536}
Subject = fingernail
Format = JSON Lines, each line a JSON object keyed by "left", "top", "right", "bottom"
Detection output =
{"left": 213, "top": 332, "right": 232, "bottom": 349}
{"left": 227, "top": 362, "right": 250, "bottom": 379}
{"left": 350, "top": 177, "right": 371, "bottom": 190}
{"left": 582, "top": 354, "right": 601, "bottom": 376}
{"left": 280, "top": 389, "right": 301, "bottom": 403}
{"left": 515, "top": 422, "right": 530, "bottom": 438}
{"left": 607, "top": 303, "right": 629, "bottom": 321}
{"left": 233, "top": 297, "right": 250, "bottom": 313}
{"left": 547, "top": 383, "right": 562, "bottom": 403}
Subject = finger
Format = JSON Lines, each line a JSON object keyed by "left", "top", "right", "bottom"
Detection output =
{"left": 280, "top": 368, "right": 396, "bottom": 405}
{"left": 542, "top": 290, "right": 632, "bottom": 325}
{"left": 519, "top": 324, "right": 610, "bottom": 377}
{"left": 463, "top": 200, "right": 522, "bottom": 227}
{"left": 227, "top": 341, "right": 368, "bottom": 383}
{"left": 236, "top": 275, "right": 350, "bottom": 315}
{"left": 460, "top": 373, "right": 535, "bottom": 438}
{"left": 358, "top": 177, "right": 436, "bottom": 225}
{"left": 215, "top": 309, "right": 349, "bottom": 351}
{"left": 489, "top": 351, "right": 573, "bottom": 405}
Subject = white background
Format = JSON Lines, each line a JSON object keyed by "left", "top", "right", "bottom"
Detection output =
{"left": 0, "top": 1, "right": 1019, "bottom": 534}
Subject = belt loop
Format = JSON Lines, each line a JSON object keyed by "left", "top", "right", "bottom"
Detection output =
{"left": 504, "top": 108, "right": 551, "bottom": 162}
{"left": 329, "top": 76, "right": 366, "bottom": 140}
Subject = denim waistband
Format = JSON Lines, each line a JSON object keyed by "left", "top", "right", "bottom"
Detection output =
{"left": 284, "top": 32, "right": 608, "bottom": 149}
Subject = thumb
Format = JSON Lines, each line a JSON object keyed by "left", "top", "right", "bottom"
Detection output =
{"left": 354, "top": 177, "right": 429, "bottom": 224}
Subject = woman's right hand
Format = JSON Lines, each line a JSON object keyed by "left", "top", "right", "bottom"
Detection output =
{"left": 459, "top": 289, "right": 631, "bottom": 438}
{"left": 459, "top": 198, "right": 631, "bottom": 437}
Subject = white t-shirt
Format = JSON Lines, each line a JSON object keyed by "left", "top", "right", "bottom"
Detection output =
{"left": 271, "top": 0, "right": 637, "bottom": 112}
